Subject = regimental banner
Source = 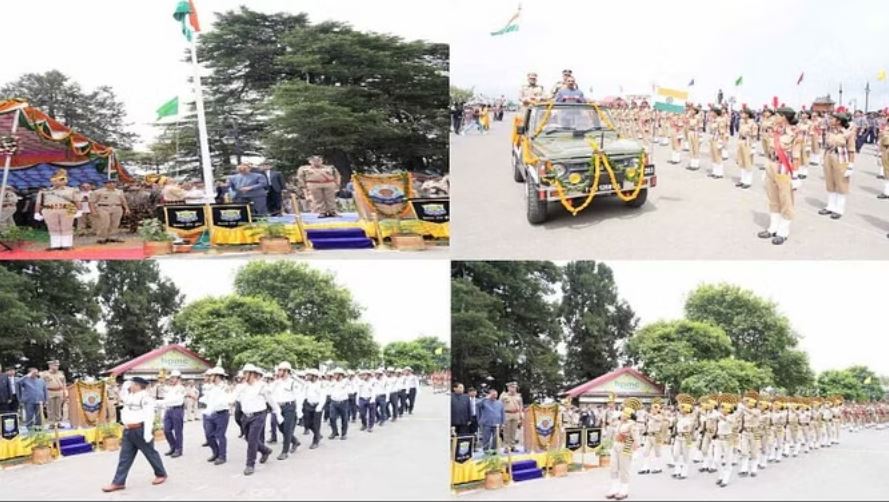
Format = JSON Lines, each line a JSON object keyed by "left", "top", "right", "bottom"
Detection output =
{"left": 352, "top": 172, "right": 415, "bottom": 219}
{"left": 525, "top": 403, "right": 561, "bottom": 452}
{"left": 70, "top": 381, "right": 108, "bottom": 427}
{"left": 1, "top": 413, "right": 19, "bottom": 440}
{"left": 161, "top": 204, "right": 207, "bottom": 238}
{"left": 210, "top": 204, "right": 251, "bottom": 228}
{"left": 454, "top": 435, "right": 475, "bottom": 464}
{"left": 410, "top": 198, "right": 450, "bottom": 224}
{"left": 565, "top": 427, "right": 583, "bottom": 451}
{"left": 586, "top": 427, "right": 602, "bottom": 449}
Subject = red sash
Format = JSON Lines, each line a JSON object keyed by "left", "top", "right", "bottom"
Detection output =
{"left": 773, "top": 131, "right": 795, "bottom": 175}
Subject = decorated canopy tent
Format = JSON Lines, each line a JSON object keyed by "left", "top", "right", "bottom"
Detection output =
{"left": 0, "top": 99, "right": 131, "bottom": 191}
{"left": 562, "top": 367, "right": 666, "bottom": 405}
{"left": 102, "top": 344, "right": 211, "bottom": 381}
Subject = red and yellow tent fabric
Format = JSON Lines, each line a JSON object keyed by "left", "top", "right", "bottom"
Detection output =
{"left": 0, "top": 99, "right": 131, "bottom": 181}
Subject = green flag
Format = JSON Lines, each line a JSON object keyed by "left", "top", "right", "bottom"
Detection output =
{"left": 735, "top": 75, "right": 743, "bottom": 86}
{"left": 156, "top": 97, "right": 179, "bottom": 120}
{"left": 491, "top": 6, "right": 521, "bottom": 36}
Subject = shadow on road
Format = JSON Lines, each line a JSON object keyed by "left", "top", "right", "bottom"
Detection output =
{"left": 859, "top": 213, "right": 889, "bottom": 234}
{"left": 535, "top": 197, "right": 657, "bottom": 230}
{"left": 751, "top": 210, "right": 770, "bottom": 229}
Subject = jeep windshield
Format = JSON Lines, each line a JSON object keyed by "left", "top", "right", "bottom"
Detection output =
{"left": 530, "top": 106, "right": 614, "bottom": 138}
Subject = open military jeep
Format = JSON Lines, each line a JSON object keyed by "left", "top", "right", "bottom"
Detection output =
{"left": 512, "top": 103, "right": 656, "bottom": 224}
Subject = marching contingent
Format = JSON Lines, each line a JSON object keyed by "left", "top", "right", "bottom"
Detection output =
{"left": 600, "top": 392, "right": 889, "bottom": 500}
{"left": 512, "top": 70, "right": 889, "bottom": 244}
{"left": 103, "top": 364, "right": 421, "bottom": 492}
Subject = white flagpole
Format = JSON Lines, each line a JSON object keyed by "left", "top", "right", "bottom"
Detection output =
{"left": 189, "top": 35, "right": 215, "bottom": 202}
{"left": 0, "top": 108, "right": 23, "bottom": 220}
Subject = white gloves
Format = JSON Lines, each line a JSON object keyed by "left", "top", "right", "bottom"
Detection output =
{"left": 315, "top": 403, "right": 324, "bottom": 413}
{"left": 845, "top": 165, "right": 853, "bottom": 178}
{"left": 144, "top": 428, "right": 153, "bottom": 444}
{"left": 33, "top": 212, "right": 44, "bottom": 221}
{"left": 276, "top": 414, "right": 284, "bottom": 425}
{"left": 74, "top": 211, "right": 83, "bottom": 219}
{"left": 791, "top": 178, "right": 802, "bottom": 190}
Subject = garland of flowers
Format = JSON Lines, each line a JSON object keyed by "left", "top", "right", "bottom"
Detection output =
{"left": 352, "top": 171, "right": 412, "bottom": 218}
{"left": 549, "top": 157, "right": 601, "bottom": 216}
{"left": 587, "top": 138, "right": 647, "bottom": 203}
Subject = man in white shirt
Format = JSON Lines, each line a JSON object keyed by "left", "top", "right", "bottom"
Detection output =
{"left": 328, "top": 368, "right": 350, "bottom": 440}
{"left": 157, "top": 370, "right": 186, "bottom": 458}
{"left": 374, "top": 370, "right": 389, "bottom": 426}
{"left": 357, "top": 370, "right": 376, "bottom": 433}
{"left": 396, "top": 368, "right": 408, "bottom": 419}
{"left": 347, "top": 371, "right": 359, "bottom": 424}
{"left": 301, "top": 368, "right": 326, "bottom": 449}
{"left": 272, "top": 362, "right": 300, "bottom": 460}
{"left": 199, "top": 367, "right": 231, "bottom": 466}
{"left": 102, "top": 377, "right": 167, "bottom": 492}
{"left": 386, "top": 367, "right": 400, "bottom": 423}
{"left": 405, "top": 367, "right": 420, "bottom": 415}
{"left": 235, "top": 364, "right": 282, "bottom": 476}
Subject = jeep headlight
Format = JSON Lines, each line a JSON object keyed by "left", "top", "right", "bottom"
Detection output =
{"left": 550, "top": 163, "right": 568, "bottom": 178}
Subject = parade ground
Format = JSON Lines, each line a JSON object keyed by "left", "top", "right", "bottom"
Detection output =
{"left": 454, "top": 428, "right": 889, "bottom": 501}
{"left": 0, "top": 389, "right": 449, "bottom": 501}
{"left": 450, "top": 114, "right": 889, "bottom": 260}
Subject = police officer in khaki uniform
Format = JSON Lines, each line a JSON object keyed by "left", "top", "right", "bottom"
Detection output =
{"left": 736, "top": 109, "right": 757, "bottom": 188}
{"left": 879, "top": 124, "right": 889, "bottom": 199}
{"left": 90, "top": 179, "right": 130, "bottom": 244}
{"left": 519, "top": 72, "right": 545, "bottom": 108}
{"left": 819, "top": 112, "right": 855, "bottom": 219}
{"left": 296, "top": 156, "right": 341, "bottom": 217}
{"left": 0, "top": 186, "right": 19, "bottom": 228}
{"left": 757, "top": 107, "right": 797, "bottom": 245}
{"left": 500, "top": 381, "right": 523, "bottom": 452}
{"left": 34, "top": 169, "right": 81, "bottom": 250}
{"left": 41, "top": 360, "right": 67, "bottom": 423}
{"left": 685, "top": 106, "right": 703, "bottom": 170}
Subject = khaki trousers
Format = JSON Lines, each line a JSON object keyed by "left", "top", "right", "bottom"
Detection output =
{"left": 43, "top": 208, "right": 75, "bottom": 238}
{"left": 0, "top": 206, "right": 15, "bottom": 228}
{"left": 824, "top": 154, "right": 850, "bottom": 194}
{"left": 503, "top": 414, "right": 520, "bottom": 449}
{"left": 95, "top": 206, "right": 123, "bottom": 240}
{"left": 764, "top": 163, "right": 795, "bottom": 220}
{"left": 308, "top": 182, "right": 338, "bottom": 214}
{"left": 709, "top": 138, "right": 721, "bottom": 163}
{"left": 610, "top": 450, "right": 632, "bottom": 483}
{"left": 47, "top": 393, "right": 64, "bottom": 423}
{"left": 882, "top": 148, "right": 889, "bottom": 177}
{"left": 737, "top": 142, "right": 753, "bottom": 170}
{"left": 689, "top": 133, "right": 701, "bottom": 157}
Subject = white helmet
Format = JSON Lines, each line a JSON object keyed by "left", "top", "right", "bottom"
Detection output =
{"left": 241, "top": 364, "right": 263, "bottom": 375}
{"left": 278, "top": 361, "right": 293, "bottom": 371}
{"left": 169, "top": 370, "right": 182, "bottom": 378}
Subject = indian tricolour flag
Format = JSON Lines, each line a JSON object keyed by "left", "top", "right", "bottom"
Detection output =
{"left": 491, "top": 5, "right": 521, "bottom": 36}
{"left": 653, "top": 87, "right": 688, "bottom": 114}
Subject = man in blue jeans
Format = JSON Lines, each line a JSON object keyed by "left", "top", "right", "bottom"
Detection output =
{"left": 478, "top": 388, "right": 505, "bottom": 451}
{"left": 102, "top": 377, "right": 167, "bottom": 492}
{"left": 17, "top": 368, "right": 46, "bottom": 428}
{"left": 158, "top": 370, "right": 186, "bottom": 458}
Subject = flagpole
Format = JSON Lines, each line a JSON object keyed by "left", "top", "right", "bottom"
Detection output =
{"left": 189, "top": 35, "right": 215, "bottom": 202}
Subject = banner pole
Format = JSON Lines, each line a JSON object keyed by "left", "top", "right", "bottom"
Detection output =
{"left": 450, "top": 428, "right": 457, "bottom": 493}
{"left": 290, "top": 192, "right": 310, "bottom": 249}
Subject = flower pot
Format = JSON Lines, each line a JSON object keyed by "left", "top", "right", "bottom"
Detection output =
{"left": 599, "top": 456, "right": 610, "bottom": 467}
{"left": 30, "top": 446, "right": 53, "bottom": 465}
{"left": 102, "top": 436, "right": 121, "bottom": 451}
{"left": 484, "top": 472, "right": 503, "bottom": 490}
{"left": 553, "top": 463, "right": 569, "bottom": 477}
{"left": 259, "top": 236, "right": 292, "bottom": 254}
{"left": 144, "top": 241, "right": 173, "bottom": 256}
{"left": 390, "top": 233, "right": 425, "bottom": 250}
{"left": 154, "top": 430, "right": 166, "bottom": 442}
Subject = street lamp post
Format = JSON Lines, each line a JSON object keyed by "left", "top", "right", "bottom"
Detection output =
{"left": 839, "top": 83, "right": 844, "bottom": 108}
{"left": 865, "top": 82, "right": 871, "bottom": 113}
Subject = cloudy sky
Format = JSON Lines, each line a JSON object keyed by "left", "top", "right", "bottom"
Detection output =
{"left": 1, "top": 0, "right": 450, "bottom": 149}
{"left": 154, "top": 259, "right": 450, "bottom": 345}
{"left": 452, "top": 0, "right": 889, "bottom": 111}
{"left": 604, "top": 261, "right": 889, "bottom": 375}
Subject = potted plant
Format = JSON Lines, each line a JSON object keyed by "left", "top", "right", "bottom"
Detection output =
{"left": 546, "top": 448, "right": 572, "bottom": 477}
{"left": 0, "top": 225, "right": 31, "bottom": 250}
{"left": 479, "top": 450, "right": 505, "bottom": 490}
{"left": 138, "top": 218, "right": 175, "bottom": 256}
{"left": 595, "top": 437, "right": 613, "bottom": 467}
{"left": 388, "top": 215, "right": 425, "bottom": 250}
{"left": 23, "top": 427, "right": 55, "bottom": 465}
{"left": 96, "top": 422, "right": 122, "bottom": 451}
{"left": 153, "top": 415, "right": 166, "bottom": 442}
{"left": 246, "top": 221, "right": 292, "bottom": 254}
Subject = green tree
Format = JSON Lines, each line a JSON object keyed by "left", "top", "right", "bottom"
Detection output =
{"left": 382, "top": 341, "right": 435, "bottom": 375}
{"left": 450, "top": 85, "right": 473, "bottom": 104}
{"left": 232, "top": 333, "right": 336, "bottom": 371}
{"left": 414, "top": 336, "right": 450, "bottom": 370}
{"left": 625, "top": 319, "right": 734, "bottom": 394}
{"left": 171, "top": 295, "right": 290, "bottom": 374}
{"left": 95, "top": 261, "right": 183, "bottom": 363}
{"left": 684, "top": 283, "right": 809, "bottom": 390}
{"left": 1, "top": 70, "right": 137, "bottom": 148}
{"left": 680, "top": 359, "right": 774, "bottom": 396}
{"left": 771, "top": 349, "right": 815, "bottom": 395}
{"left": 0, "top": 267, "right": 41, "bottom": 368}
{"left": 817, "top": 369, "right": 865, "bottom": 401}
{"left": 451, "top": 261, "right": 563, "bottom": 402}
{"left": 560, "top": 261, "right": 637, "bottom": 388}
{"left": 233, "top": 261, "right": 378, "bottom": 364}
{"left": 846, "top": 365, "right": 885, "bottom": 401}
{"left": 0, "top": 262, "right": 102, "bottom": 376}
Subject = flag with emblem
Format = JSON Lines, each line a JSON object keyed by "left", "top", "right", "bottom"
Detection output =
{"left": 491, "top": 5, "right": 521, "bottom": 36}
{"left": 653, "top": 86, "right": 688, "bottom": 114}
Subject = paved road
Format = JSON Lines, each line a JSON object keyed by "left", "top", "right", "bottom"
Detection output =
{"left": 450, "top": 114, "right": 889, "bottom": 260}
{"left": 0, "top": 388, "right": 450, "bottom": 501}
{"left": 455, "top": 427, "right": 889, "bottom": 500}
